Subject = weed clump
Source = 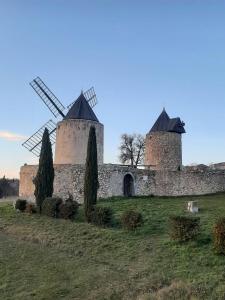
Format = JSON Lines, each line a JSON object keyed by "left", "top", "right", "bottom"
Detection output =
{"left": 42, "top": 197, "right": 62, "bottom": 217}
{"left": 121, "top": 210, "right": 143, "bottom": 230}
{"left": 169, "top": 215, "right": 200, "bottom": 242}
{"left": 147, "top": 281, "right": 192, "bottom": 300}
{"left": 15, "top": 199, "right": 27, "bottom": 212}
{"left": 25, "top": 203, "right": 37, "bottom": 214}
{"left": 90, "top": 206, "right": 113, "bottom": 227}
{"left": 58, "top": 198, "right": 79, "bottom": 220}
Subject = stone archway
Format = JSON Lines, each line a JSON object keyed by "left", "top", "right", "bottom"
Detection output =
{"left": 123, "top": 173, "right": 135, "bottom": 197}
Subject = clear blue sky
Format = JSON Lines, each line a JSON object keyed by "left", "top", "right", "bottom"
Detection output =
{"left": 0, "top": 0, "right": 225, "bottom": 178}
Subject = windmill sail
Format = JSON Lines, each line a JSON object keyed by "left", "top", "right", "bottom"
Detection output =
{"left": 67, "top": 87, "right": 98, "bottom": 110}
{"left": 22, "top": 120, "right": 57, "bottom": 157}
{"left": 30, "top": 77, "right": 65, "bottom": 118}
{"left": 23, "top": 78, "right": 99, "bottom": 157}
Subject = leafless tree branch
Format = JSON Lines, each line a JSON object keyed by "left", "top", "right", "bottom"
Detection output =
{"left": 119, "top": 133, "right": 145, "bottom": 166}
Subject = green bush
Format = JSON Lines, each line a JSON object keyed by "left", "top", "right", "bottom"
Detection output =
{"left": 213, "top": 218, "right": 225, "bottom": 254}
{"left": 90, "top": 206, "right": 113, "bottom": 227}
{"left": 169, "top": 215, "right": 200, "bottom": 242}
{"left": 25, "top": 203, "right": 37, "bottom": 214}
{"left": 58, "top": 199, "right": 79, "bottom": 220}
{"left": 121, "top": 210, "right": 143, "bottom": 230}
{"left": 41, "top": 197, "right": 62, "bottom": 218}
{"left": 15, "top": 199, "right": 27, "bottom": 212}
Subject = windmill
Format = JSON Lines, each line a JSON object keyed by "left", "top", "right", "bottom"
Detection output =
{"left": 22, "top": 77, "right": 98, "bottom": 157}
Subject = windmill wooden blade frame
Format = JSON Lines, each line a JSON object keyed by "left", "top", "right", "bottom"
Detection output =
{"left": 30, "top": 77, "right": 65, "bottom": 118}
{"left": 84, "top": 87, "right": 98, "bottom": 108}
{"left": 67, "top": 87, "right": 98, "bottom": 110}
{"left": 22, "top": 120, "right": 57, "bottom": 157}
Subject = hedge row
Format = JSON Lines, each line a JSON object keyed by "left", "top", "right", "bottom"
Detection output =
{"left": 14, "top": 199, "right": 225, "bottom": 254}
{"left": 14, "top": 199, "right": 144, "bottom": 230}
{"left": 15, "top": 197, "right": 79, "bottom": 220}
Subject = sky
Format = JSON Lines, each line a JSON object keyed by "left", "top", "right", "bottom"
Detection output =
{"left": 0, "top": 0, "right": 225, "bottom": 178}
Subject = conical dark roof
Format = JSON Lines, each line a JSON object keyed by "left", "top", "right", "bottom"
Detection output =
{"left": 149, "top": 108, "right": 185, "bottom": 134}
{"left": 65, "top": 93, "right": 99, "bottom": 122}
{"left": 150, "top": 109, "right": 170, "bottom": 132}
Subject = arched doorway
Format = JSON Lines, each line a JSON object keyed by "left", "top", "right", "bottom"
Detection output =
{"left": 123, "top": 174, "right": 135, "bottom": 197}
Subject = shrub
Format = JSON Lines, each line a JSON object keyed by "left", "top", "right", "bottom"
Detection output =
{"left": 58, "top": 198, "right": 79, "bottom": 220}
{"left": 121, "top": 210, "right": 143, "bottom": 230}
{"left": 15, "top": 199, "right": 27, "bottom": 212}
{"left": 90, "top": 206, "right": 113, "bottom": 227}
{"left": 41, "top": 197, "right": 62, "bottom": 218}
{"left": 25, "top": 203, "right": 37, "bottom": 214}
{"left": 213, "top": 218, "right": 225, "bottom": 254}
{"left": 169, "top": 215, "right": 200, "bottom": 242}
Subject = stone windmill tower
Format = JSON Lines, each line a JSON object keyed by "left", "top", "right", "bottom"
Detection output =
{"left": 22, "top": 77, "right": 104, "bottom": 165}
{"left": 54, "top": 93, "right": 103, "bottom": 164}
{"left": 145, "top": 108, "right": 185, "bottom": 171}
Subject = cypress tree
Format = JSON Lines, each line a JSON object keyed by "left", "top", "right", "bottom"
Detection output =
{"left": 84, "top": 126, "right": 98, "bottom": 222}
{"left": 34, "top": 128, "right": 54, "bottom": 212}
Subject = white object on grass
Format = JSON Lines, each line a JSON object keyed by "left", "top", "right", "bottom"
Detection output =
{"left": 187, "top": 201, "right": 198, "bottom": 213}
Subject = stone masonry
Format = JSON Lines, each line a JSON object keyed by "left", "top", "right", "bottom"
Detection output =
{"left": 19, "top": 164, "right": 225, "bottom": 203}
{"left": 145, "top": 131, "right": 182, "bottom": 171}
{"left": 54, "top": 119, "right": 104, "bottom": 165}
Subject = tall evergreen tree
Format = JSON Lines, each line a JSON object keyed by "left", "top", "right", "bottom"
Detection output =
{"left": 34, "top": 128, "right": 54, "bottom": 212}
{"left": 84, "top": 126, "right": 98, "bottom": 222}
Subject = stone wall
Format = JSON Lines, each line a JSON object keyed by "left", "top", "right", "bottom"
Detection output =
{"left": 20, "top": 163, "right": 225, "bottom": 203}
{"left": 19, "top": 165, "right": 37, "bottom": 201}
{"left": 145, "top": 131, "right": 182, "bottom": 171}
{"left": 154, "top": 168, "right": 225, "bottom": 196}
{"left": 210, "top": 162, "right": 225, "bottom": 170}
{"left": 20, "top": 164, "right": 78, "bottom": 202}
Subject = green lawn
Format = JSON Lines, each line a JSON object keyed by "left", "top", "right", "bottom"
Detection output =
{"left": 1, "top": 194, "right": 225, "bottom": 299}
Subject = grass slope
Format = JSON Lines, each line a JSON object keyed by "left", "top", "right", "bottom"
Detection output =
{"left": 1, "top": 194, "right": 225, "bottom": 299}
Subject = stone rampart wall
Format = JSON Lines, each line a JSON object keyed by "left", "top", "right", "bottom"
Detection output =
{"left": 19, "top": 164, "right": 225, "bottom": 203}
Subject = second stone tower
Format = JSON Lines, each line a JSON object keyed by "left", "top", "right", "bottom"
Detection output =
{"left": 145, "top": 108, "right": 185, "bottom": 171}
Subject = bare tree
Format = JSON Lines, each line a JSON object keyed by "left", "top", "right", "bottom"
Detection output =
{"left": 119, "top": 134, "right": 145, "bottom": 167}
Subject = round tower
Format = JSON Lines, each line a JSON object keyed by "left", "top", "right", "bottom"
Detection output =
{"left": 145, "top": 109, "right": 185, "bottom": 171}
{"left": 54, "top": 93, "right": 104, "bottom": 165}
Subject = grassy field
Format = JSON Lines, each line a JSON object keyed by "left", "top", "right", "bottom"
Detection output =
{"left": 1, "top": 194, "right": 225, "bottom": 299}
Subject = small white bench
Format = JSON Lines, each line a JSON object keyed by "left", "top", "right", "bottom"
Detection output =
{"left": 187, "top": 201, "right": 198, "bottom": 213}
